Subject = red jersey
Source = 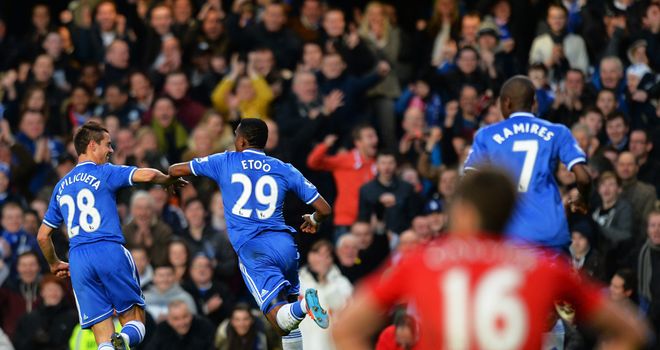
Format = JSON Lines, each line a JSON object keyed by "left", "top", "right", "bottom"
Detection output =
{"left": 365, "top": 236, "right": 606, "bottom": 350}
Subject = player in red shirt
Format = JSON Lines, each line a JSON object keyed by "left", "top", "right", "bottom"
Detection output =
{"left": 333, "top": 169, "right": 648, "bottom": 350}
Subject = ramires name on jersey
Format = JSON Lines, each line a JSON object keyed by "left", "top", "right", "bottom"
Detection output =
{"left": 492, "top": 122, "right": 555, "bottom": 144}
{"left": 58, "top": 172, "right": 101, "bottom": 194}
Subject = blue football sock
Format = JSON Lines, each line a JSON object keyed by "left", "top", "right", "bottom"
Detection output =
{"left": 290, "top": 300, "right": 306, "bottom": 320}
{"left": 120, "top": 320, "right": 145, "bottom": 347}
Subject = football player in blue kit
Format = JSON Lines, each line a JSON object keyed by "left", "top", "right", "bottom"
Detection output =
{"left": 37, "top": 122, "right": 186, "bottom": 350}
{"left": 169, "top": 118, "right": 333, "bottom": 350}
{"left": 464, "top": 76, "right": 591, "bottom": 250}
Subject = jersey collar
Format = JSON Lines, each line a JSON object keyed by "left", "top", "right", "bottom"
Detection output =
{"left": 75, "top": 161, "right": 96, "bottom": 168}
{"left": 244, "top": 149, "right": 265, "bottom": 155}
{"left": 509, "top": 112, "right": 536, "bottom": 119}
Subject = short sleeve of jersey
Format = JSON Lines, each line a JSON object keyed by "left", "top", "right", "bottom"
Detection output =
{"left": 105, "top": 164, "right": 138, "bottom": 191}
{"left": 464, "top": 129, "right": 489, "bottom": 171}
{"left": 286, "top": 164, "right": 320, "bottom": 205}
{"left": 557, "top": 126, "right": 586, "bottom": 171}
{"left": 43, "top": 190, "right": 62, "bottom": 229}
{"left": 363, "top": 253, "right": 414, "bottom": 310}
{"left": 190, "top": 153, "right": 226, "bottom": 179}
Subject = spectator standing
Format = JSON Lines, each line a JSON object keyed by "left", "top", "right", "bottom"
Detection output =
{"left": 358, "top": 152, "right": 420, "bottom": 235}
{"left": 307, "top": 125, "right": 378, "bottom": 237}
{"left": 529, "top": 4, "right": 589, "bottom": 81}
{"left": 615, "top": 152, "right": 657, "bottom": 243}
{"left": 592, "top": 171, "right": 633, "bottom": 275}
{"left": 360, "top": 2, "right": 403, "bottom": 152}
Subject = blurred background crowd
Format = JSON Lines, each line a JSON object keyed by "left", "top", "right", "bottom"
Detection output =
{"left": 0, "top": 0, "right": 659, "bottom": 349}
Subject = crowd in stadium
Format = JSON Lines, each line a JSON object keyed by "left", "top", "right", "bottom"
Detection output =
{"left": 0, "top": 0, "right": 658, "bottom": 348}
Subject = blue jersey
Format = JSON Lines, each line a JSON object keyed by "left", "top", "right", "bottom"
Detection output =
{"left": 43, "top": 161, "right": 137, "bottom": 250}
{"left": 464, "top": 112, "right": 586, "bottom": 247}
{"left": 189, "top": 149, "right": 320, "bottom": 251}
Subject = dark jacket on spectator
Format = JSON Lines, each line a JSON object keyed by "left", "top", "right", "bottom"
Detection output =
{"left": 242, "top": 23, "right": 301, "bottom": 70}
{"left": 180, "top": 226, "right": 237, "bottom": 279}
{"left": 181, "top": 278, "right": 234, "bottom": 326}
{"left": 13, "top": 301, "right": 77, "bottom": 350}
{"left": 0, "top": 279, "right": 40, "bottom": 340}
{"left": 145, "top": 315, "right": 215, "bottom": 350}
{"left": 358, "top": 177, "right": 420, "bottom": 234}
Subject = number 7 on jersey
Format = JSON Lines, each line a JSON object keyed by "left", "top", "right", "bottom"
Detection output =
{"left": 512, "top": 140, "right": 538, "bottom": 193}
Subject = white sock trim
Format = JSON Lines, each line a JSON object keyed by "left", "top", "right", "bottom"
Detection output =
{"left": 98, "top": 343, "right": 114, "bottom": 350}
{"left": 282, "top": 329, "right": 303, "bottom": 350}
{"left": 277, "top": 304, "right": 304, "bottom": 331}
{"left": 299, "top": 297, "right": 308, "bottom": 314}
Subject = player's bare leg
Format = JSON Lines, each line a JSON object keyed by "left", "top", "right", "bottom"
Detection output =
{"left": 91, "top": 318, "right": 117, "bottom": 350}
{"left": 111, "top": 305, "right": 146, "bottom": 350}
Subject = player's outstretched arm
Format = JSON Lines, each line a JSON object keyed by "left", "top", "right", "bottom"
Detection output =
{"left": 168, "top": 162, "right": 194, "bottom": 177}
{"left": 36, "top": 224, "right": 69, "bottom": 279}
{"left": 133, "top": 168, "right": 188, "bottom": 193}
{"left": 301, "top": 195, "right": 332, "bottom": 234}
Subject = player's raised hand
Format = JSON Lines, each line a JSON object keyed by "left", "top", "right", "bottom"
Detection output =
{"left": 50, "top": 261, "right": 70, "bottom": 279}
{"left": 323, "top": 134, "right": 338, "bottom": 147}
{"left": 301, "top": 214, "right": 319, "bottom": 234}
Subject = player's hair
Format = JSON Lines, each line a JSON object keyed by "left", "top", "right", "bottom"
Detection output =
{"left": 499, "top": 75, "right": 535, "bottom": 111}
{"left": 74, "top": 121, "right": 109, "bottom": 156}
{"left": 351, "top": 123, "right": 375, "bottom": 142}
{"left": 237, "top": 118, "right": 268, "bottom": 149}
{"left": 598, "top": 171, "right": 622, "bottom": 187}
{"left": 614, "top": 268, "right": 636, "bottom": 292}
{"left": 454, "top": 169, "right": 516, "bottom": 234}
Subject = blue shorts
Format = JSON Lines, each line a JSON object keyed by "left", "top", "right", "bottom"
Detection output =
{"left": 237, "top": 230, "right": 300, "bottom": 314}
{"left": 69, "top": 241, "right": 145, "bottom": 329}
